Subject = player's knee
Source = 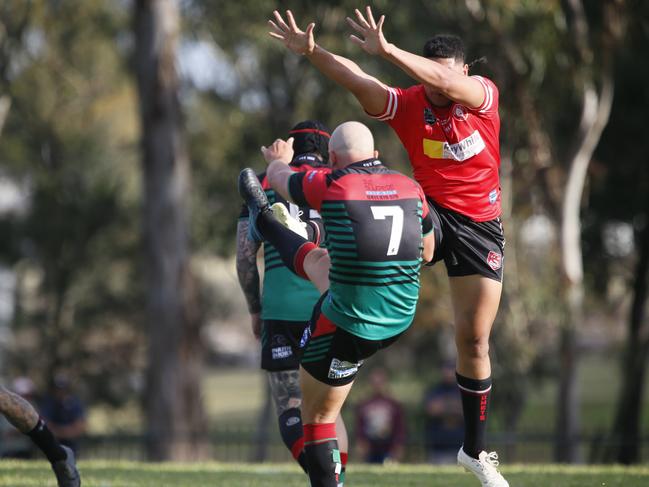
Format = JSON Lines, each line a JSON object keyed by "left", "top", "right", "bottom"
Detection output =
{"left": 456, "top": 334, "right": 490, "bottom": 360}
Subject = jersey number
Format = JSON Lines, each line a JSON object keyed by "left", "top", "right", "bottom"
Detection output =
{"left": 371, "top": 206, "right": 404, "bottom": 256}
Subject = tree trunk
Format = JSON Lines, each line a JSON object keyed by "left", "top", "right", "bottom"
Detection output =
{"left": 134, "top": 0, "right": 207, "bottom": 461}
{"left": 0, "top": 95, "right": 10, "bottom": 137}
{"left": 607, "top": 185, "right": 649, "bottom": 463}
{"left": 555, "top": 74, "right": 614, "bottom": 463}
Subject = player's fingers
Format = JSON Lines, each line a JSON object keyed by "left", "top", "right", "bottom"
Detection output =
{"left": 354, "top": 8, "right": 371, "bottom": 29}
{"left": 268, "top": 32, "right": 285, "bottom": 41}
{"left": 273, "top": 10, "right": 290, "bottom": 31}
{"left": 286, "top": 10, "right": 300, "bottom": 32}
{"left": 268, "top": 20, "right": 284, "bottom": 36}
{"left": 349, "top": 34, "right": 365, "bottom": 47}
{"left": 366, "top": 5, "right": 377, "bottom": 29}
{"left": 261, "top": 145, "right": 267, "bottom": 154}
{"left": 377, "top": 15, "right": 385, "bottom": 32}
{"left": 306, "top": 23, "right": 315, "bottom": 40}
{"left": 346, "top": 17, "right": 365, "bottom": 34}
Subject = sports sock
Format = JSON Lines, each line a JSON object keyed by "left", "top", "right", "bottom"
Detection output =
{"left": 257, "top": 213, "right": 317, "bottom": 278}
{"left": 27, "top": 418, "right": 67, "bottom": 463}
{"left": 339, "top": 451, "right": 348, "bottom": 486}
{"left": 278, "top": 408, "right": 308, "bottom": 473}
{"left": 304, "top": 422, "right": 340, "bottom": 487}
{"left": 456, "top": 373, "right": 492, "bottom": 459}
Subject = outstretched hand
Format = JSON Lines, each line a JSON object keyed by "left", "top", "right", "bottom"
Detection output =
{"left": 346, "top": 6, "right": 390, "bottom": 56}
{"left": 261, "top": 137, "right": 295, "bottom": 165}
{"left": 268, "top": 10, "right": 316, "bottom": 55}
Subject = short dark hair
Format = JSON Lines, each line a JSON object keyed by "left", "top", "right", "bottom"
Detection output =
{"left": 422, "top": 34, "right": 465, "bottom": 62}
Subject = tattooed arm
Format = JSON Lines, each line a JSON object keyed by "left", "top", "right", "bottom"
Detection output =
{"left": 236, "top": 220, "right": 263, "bottom": 339}
{"left": 0, "top": 386, "right": 39, "bottom": 433}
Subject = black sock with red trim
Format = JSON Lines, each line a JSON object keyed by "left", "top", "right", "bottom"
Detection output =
{"left": 303, "top": 422, "right": 340, "bottom": 487}
{"left": 278, "top": 408, "right": 308, "bottom": 473}
{"left": 456, "top": 373, "right": 492, "bottom": 459}
{"left": 257, "top": 213, "right": 316, "bottom": 278}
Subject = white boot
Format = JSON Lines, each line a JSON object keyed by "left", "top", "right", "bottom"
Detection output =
{"left": 457, "top": 447, "right": 509, "bottom": 487}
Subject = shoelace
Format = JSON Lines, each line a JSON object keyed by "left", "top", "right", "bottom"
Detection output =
{"left": 297, "top": 209, "right": 305, "bottom": 223}
{"left": 484, "top": 451, "right": 500, "bottom": 468}
{"left": 481, "top": 451, "right": 504, "bottom": 482}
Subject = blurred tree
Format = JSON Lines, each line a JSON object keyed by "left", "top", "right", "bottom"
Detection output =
{"left": 0, "top": 0, "right": 145, "bottom": 406}
{"left": 595, "top": 0, "right": 649, "bottom": 462}
{"left": 134, "top": 0, "right": 208, "bottom": 461}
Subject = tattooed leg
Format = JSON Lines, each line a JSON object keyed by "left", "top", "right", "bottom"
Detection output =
{"left": 269, "top": 370, "right": 302, "bottom": 415}
{"left": 0, "top": 385, "right": 39, "bottom": 433}
{"left": 269, "top": 370, "right": 308, "bottom": 469}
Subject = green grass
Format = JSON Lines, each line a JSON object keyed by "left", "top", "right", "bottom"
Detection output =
{"left": 2, "top": 462, "right": 649, "bottom": 487}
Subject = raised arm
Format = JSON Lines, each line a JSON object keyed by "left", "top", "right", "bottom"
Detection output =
{"left": 261, "top": 136, "right": 295, "bottom": 202}
{"left": 347, "top": 7, "right": 485, "bottom": 109}
{"left": 268, "top": 10, "right": 389, "bottom": 116}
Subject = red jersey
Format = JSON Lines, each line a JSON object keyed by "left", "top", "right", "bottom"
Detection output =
{"left": 369, "top": 76, "right": 501, "bottom": 221}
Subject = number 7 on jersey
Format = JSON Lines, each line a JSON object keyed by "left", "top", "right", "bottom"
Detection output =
{"left": 370, "top": 206, "right": 404, "bottom": 256}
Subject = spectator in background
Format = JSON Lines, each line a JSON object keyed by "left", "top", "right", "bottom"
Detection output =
{"left": 423, "top": 361, "right": 464, "bottom": 463}
{"left": 355, "top": 368, "right": 406, "bottom": 464}
{"left": 40, "top": 376, "right": 86, "bottom": 456}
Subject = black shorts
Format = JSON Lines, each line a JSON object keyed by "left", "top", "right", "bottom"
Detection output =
{"left": 299, "top": 293, "right": 402, "bottom": 386}
{"left": 427, "top": 199, "right": 505, "bottom": 282}
{"left": 261, "top": 319, "right": 308, "bottom": 371}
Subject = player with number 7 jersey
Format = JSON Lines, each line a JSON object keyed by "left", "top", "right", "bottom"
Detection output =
{"left": 288, "top": 156, "right": 434, "bottom": 341}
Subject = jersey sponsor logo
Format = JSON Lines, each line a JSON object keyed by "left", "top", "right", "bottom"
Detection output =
{"left": 422, "top": 130, "right": 486, "bottom": 162}
{"left": 272, "top": 346, "right": 293, "bottom": 360}
{"left": 364, "top": 181, "right": 398, "bottom": 200}
{"left": 487, "top": 251, "right": 502, "bottom": 271}
{"left": 453, "top": 105, "right": 468, "bottom": 121}
{"left": 489, "top": 189, "right": 498, "bottom": 205}
{"left": 328, "top": 358, "right": 363, "bottom": 379}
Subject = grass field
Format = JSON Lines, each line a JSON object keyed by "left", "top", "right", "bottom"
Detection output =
{"left": 2, "top": 462, "right": 649, "bottom": 487}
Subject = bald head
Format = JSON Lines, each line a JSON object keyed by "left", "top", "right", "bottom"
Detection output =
{"left": 328, "top": 121, "right": 375, "bottom": 168}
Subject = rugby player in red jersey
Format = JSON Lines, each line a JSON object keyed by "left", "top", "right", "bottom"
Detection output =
{"left": 267, "top": 7, "right": 508, "bottom": 486}
{"left": 239, "top": 121, "right": 436, "bottom": 487}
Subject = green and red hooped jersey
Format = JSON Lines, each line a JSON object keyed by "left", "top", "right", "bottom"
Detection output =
{"left": 239, "top": 155, "right": 326, "bottom": 321}
{"left": 288, "top": 158, "right": 434, "bottom": 340}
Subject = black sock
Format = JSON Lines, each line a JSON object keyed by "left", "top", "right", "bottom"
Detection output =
{"left": 456, "top": 373, "right": 492, "bottom": 459}
{"left": 304, "top": 423, "right": 340, "bottom": 487}
{"left": 27, "top": 418, "right": 67, "bottom": 463}
{"left": 257, "top": 212, "right": 311, "bottom": 274}
{"left": 278, "top": 408, "right": 308, "bottom": 473}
